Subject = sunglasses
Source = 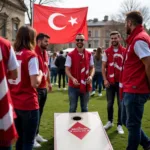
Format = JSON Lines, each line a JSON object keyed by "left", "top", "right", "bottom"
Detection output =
{"left": 76, "top": 39, "right": 84, "bottom": 42}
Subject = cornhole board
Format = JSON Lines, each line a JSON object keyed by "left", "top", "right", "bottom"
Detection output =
{"left": 54, "top": 112, "right": 113, "bottom": 150}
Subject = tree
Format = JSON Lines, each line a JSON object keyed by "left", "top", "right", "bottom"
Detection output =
{"left": 118, "top": 0, "right": 150, "bottom": 26}
{"left": 24, "top": 0, "right": 61, "bottom": 26}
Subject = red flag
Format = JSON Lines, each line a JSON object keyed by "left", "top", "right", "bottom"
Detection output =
{"left": 33, "top": 4, "right": 88, "bottom": 44}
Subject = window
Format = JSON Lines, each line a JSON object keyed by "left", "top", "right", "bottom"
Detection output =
{"left": 88, "top": 31, "right": 92, "bottom": 37}
{"left": 106, "top": 30, "right": 109, "bottom": 38}
{"left": 94, "top": 40, "right": 99, "bottom": 48}
{"left": 12, "top": 17, "right": 20, "bottom": 40}
{"left": 12, "top": 23, "right": 18, "bottom": 40}
{"left": 0, "top": 19, "right": 6, "bottom": 37}
{"left": 105, "top": 40, "right": 109, "bottom": 48}
{"left": 95, "top": 30, "right": 98, "bottom": 37}
{"left": 0, "top": 13, "right": 8, "bottom": 38}
{"left": 69, "top": 43, "right": 72, "bottom": 48}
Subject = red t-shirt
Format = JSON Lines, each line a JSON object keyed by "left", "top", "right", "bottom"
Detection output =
{"left": 8, "top": 49, "right": 39, "bottom": 110}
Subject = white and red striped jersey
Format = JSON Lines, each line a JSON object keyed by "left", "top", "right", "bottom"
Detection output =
{"left": 0, "top": 39, "right": 18, "bottom": 147}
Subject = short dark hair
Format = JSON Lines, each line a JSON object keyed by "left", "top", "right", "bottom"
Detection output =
{"left": 36, "top": 33, "right": 50, "bottom": 42}
{"left": 126, "top": 11, "right": 143, "bottom": 25}
{"left": 110, "top": 31, "right": 120, "bottom": 37}
{"left": 59, "top": 50, "right": 63, "bottom": 54}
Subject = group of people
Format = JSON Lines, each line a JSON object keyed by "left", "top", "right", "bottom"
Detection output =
{"left": 65, "top": 11, "right": 150, "bottom": 150}
{"left": 0, "top": 10, "right": 150, "bottom": 150}
{"left": 0, "top": 27, "right": 51, "bottom": 150}
{"left": 49, "top": 50, "right": 67, "bottom": 90}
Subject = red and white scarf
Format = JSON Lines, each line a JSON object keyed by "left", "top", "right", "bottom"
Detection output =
{"left": 0, "top": 47, "right": 18, "bottom": 147}
{"left": 106, "top": 45, "right": 125, "bottom": 84}
{"left": 75, "top": 49, "right": 92, "bottom": 93}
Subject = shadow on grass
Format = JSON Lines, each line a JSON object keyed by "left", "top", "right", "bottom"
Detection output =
{"left": 37, "top": 137, "right": 54, "bottom": 150}
{"left": 107, "top": 130, "right": 118, "bottom": 140}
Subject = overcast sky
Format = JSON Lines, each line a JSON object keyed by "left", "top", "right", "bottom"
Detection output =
{"left": 25, "top": 0, "right": 150, "bottom": 27}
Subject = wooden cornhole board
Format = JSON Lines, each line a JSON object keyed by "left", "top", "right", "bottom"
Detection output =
{"left": 54, "top": 112, "right": 113, "bottom": 150}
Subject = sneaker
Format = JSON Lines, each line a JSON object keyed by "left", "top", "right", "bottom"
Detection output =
{"left": 58, "top": 88, "right": 61, "bottom": 90}
{"left": 36, "top": 134, "right": 48, "bottom": 142}
{"left": 90, "top": 91, "right": 95, "bottom": 96}
{"left": 117, "top": 125, "right": 124, "bottom": 134}
{"left": 98, "top": 93, "right": 102, "bottom": 96}
{"left": 33, "top": 139, "right": 41, "bottom": 148}
{"left": 104, "top": 121, "right": 114, "bottom": 129}
{"left": 63, "top": 87, "right": 67, "bottom": 90}
{"left": 55, "top": 83, "right": 58, "bottom": 85}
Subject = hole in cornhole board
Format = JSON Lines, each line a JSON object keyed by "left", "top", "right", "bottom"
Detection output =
{"left": 72, "top": 116, "right": 82, "bottom": 121}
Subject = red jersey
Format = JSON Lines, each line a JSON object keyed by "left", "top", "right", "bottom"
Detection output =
{"left": 8, "top": 49, "right": 39, "bottom": 110}
{"left": 35, "top": 45, "right": 49, "bottom": 88}
{"left": 122, "top": 25, "right": 150, "bottom": 93}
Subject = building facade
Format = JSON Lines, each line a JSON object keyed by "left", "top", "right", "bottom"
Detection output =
{"left": 0, "top": 0, "right": 26, "bottom": 43}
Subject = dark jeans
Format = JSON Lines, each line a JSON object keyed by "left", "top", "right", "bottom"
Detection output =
{"left": 122, "top": 93, "right": 150, "bottom": 150}
{"left": 106, "top": 82, "right": 122, "bottom": 125}
{"left": 0, "top": 147, "right": 11, "bottom": 150}
{"left": 68, "top": 86, "right": 90, "bottom": 112}
{"left": 58, "top": 69, "right": 65, "bottom": 88}
{"left": 36, "top": 88, "right": 47, "bottom": 135}
{"left": 92, "top": 72, "right": 103, "bottom": 93}
{"left": 15, "top": 109, "right": 39, "bottom": 150}
{"left": 51, "top": 67, "right": 57, "bottom": 84}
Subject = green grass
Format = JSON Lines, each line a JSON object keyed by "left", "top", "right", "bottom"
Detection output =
{"left": 13, "top": 86, "right": 150, "bottom": 150}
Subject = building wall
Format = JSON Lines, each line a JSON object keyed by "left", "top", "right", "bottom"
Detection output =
{"left": 0, "top": 0, "right": 25, "bottom": 43}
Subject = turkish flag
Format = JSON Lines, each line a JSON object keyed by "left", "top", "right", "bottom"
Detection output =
{"left": 33, "top": 4, "right": 88, "bottom": 44}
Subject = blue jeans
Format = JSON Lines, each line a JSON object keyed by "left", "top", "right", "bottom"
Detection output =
{"left": 122, "top": 93, "right": 150, "bottom": 150}
{"left": 68, "top": 86, "right": 90, "bottom": 112}
{"left": 0, "top": 146, "right": 11, "bottom": 150}
{"left": 92, "top": 72, "right": 103, "bottom": 93}
{"left": 51, "top": 67, "right": 57, "bottom": 84}
{"left": 15, "top": 109, "right": 39, "bottom": 150}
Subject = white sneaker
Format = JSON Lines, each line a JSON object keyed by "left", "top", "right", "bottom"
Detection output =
{"left": 55, "top": 83, "right": 58, "bottom": 85}
{"left": 90, "top": 91, "right": 95, "bottom": 96}
{"left": 33, "top": 139, "right": 41, "bottom": 148}
{"left": 58, "top": 88, "right": 61, "bottom": 90}
{"left": 63, "top": 87, "right": 67, "bottom": 90}
{"left": 117, "top": 125, "right": 124, "bottom": 134}
{"left": 104, "top": 121, "right": 114, "bottom": 129}
{"left": 36, "top": 134, "right": 48, "bottom": 142}
{"left": 98, "top": 93, "right": 102, "bottom": 96}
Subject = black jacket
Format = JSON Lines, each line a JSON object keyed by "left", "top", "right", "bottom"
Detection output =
{"left": 55, "top": 55, "right": 66, "bottom": 70}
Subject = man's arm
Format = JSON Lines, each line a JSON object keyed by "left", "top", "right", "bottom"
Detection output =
{"left": 102, "top": 61, "right": 110, "bottom": 87}
{"left": 141, "top": 56, "right": 150, "bottom": 88}
{"left": 47, "top": 69, "right": 52, "bottom": 92}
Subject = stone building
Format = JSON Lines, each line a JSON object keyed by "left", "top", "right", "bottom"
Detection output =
{"left": 0, "top": 0, "right": 27, "bottom": 43}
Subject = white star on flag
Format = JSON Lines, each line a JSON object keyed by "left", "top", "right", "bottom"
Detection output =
{"left": 68, "top": 17, "right": 78, "bottom": 26}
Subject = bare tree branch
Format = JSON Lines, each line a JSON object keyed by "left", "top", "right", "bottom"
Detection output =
{"left": 24, "top": 0, "right": 62, "bottom": 25}
{"left": 118, "top": 0, "right": 150, "bottom": 25}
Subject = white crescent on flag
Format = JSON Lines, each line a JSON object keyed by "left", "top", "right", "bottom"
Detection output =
{"left": 48, "top": 13, "right": 66, "bottom": 30}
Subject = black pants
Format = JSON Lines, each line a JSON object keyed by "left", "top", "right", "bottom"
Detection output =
{"left": 106, "top": 82, "right": 122, "bottom": 125}
{"left": 58, "top": 69, "right": 65, "bottom": 88}
{"left": 36, "top": 88, "right": 47, "bottom": 134}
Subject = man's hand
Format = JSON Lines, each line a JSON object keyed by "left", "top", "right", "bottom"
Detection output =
{"left": 104, "top": 79, "right": 110, "bottom": 88}
{"left": 86, "top": 76, "right": 92, "bottom": 84}
{"left": 72, "top": 78, "right": 80, "bottom": 86}
{"left": 48, "top": 83, "right": 52, "bottom": 92}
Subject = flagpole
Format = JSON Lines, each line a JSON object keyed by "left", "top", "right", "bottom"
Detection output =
{"left": 31, "top": 0, "right": 34, "bottom": 27}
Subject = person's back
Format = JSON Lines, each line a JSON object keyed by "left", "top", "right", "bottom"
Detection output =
{"left": 55, "top": 51, "right": 66, "bottom": 90}
{"left": 8, "top": 26, "right": 42, "bottom": 150}
{"left": 8, "top": 49, "right": 39, "bottom": 110}
{"left": 56, "top": 54, "right": 66, "bottom": 70}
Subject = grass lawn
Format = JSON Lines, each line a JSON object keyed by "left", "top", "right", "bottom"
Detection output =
{"left": 13, "top": 86, "right": 150, "bottom": 150}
